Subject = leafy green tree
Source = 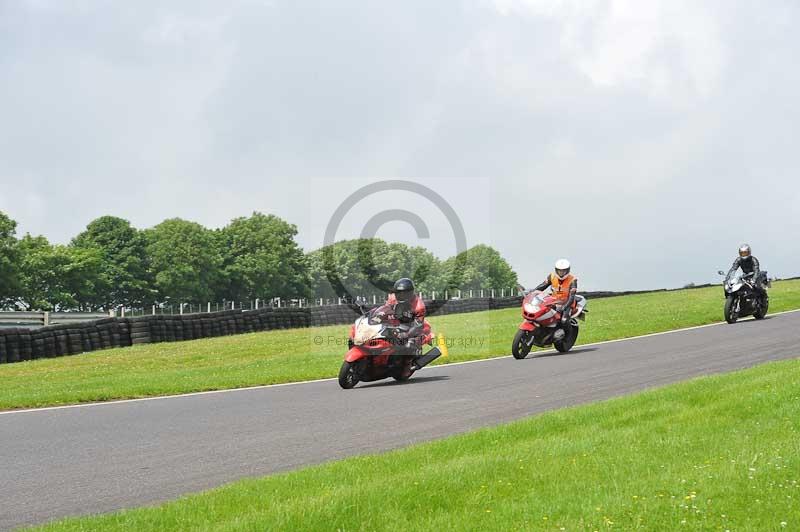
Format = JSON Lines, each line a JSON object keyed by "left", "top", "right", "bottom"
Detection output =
{"left": 144, "top": 219, "right": 224, "bottom": 303}
{"left": 307, "top": 238, "right": 441, "bottom": 299}
{"left": 220, "top": 212, "right": 311, "bottom": 301}
{"left": 16, "top": 235, "right": 103, "bottom": 310}
{"left": 0, "top": 211, "right": 20, "bottom": 305}
{"left": 72, "top": 216, "right": 154, "bottom": 307}
{"left": 437, "top": 244, "right": 518, "bottom": 292}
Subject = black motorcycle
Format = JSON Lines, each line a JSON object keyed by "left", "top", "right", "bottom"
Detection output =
{"left": 717, "top": 270, "right": 770, "bottom": 324}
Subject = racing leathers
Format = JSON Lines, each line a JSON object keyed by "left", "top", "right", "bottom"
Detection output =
{"left": 386, "top": 293, "right": 427, "bottom": 349}
{"left": 533, "top": 272, "right": 578, "bottom": 325}
{"left": 726, "top": 255, "right": 765, "bottom": 293}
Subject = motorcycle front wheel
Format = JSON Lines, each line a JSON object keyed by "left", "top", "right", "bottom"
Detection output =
{"left": 338, "top": 361, "right": 361, "bottom": 389}
{"left": 512, "top": 329, "right": 533, "bottom": 359}
{"left": 724, "top": 295, "right": 739, "bottom": 324}
{"left": 753, "top": 296, "right": 769, "bottom": 320}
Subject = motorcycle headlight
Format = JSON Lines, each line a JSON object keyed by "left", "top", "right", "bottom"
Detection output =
{"left": 523, "top": 303, "right": 537, "bottom": 314}
{"left": 353, "top": 322, "right": 379, "bottom": 345}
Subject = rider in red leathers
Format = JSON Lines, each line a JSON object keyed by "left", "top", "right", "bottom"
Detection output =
{"left": 386, "top": 278, "right": 429, "bottom": 376}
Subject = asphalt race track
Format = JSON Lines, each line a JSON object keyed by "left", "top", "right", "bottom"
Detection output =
{"left": 2, "top": 311, "right": 799, "bottom": 530}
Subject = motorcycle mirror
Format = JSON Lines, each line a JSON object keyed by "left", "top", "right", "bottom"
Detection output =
{"left": 717, "top": 270, "right": 725, "bottom": 276}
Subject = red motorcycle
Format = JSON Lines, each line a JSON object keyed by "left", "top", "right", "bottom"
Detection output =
{"left": 512, "top": 290, "right": 587, "bottom": 359}
{"left": 338, "top": 302, "right": 441, "bottom": 389}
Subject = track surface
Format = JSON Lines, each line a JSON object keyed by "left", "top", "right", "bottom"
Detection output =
{"left": 2, "top": 312, "right": 799, "bottom": 530}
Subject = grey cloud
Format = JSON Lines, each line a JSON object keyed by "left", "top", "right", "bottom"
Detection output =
{"left": 1, "top": 0, "right": 798, "bottom": 291}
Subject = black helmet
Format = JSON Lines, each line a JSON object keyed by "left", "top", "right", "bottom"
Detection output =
{"left": 393, "top": 278, "right": 415, "bottom": 303}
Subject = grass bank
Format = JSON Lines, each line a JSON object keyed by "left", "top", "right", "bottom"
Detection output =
{"left": 32, "top": 358, "right": 800, "bottom": 531}
{"left": 2, "top": 280, "right": 799, "bottom": 410}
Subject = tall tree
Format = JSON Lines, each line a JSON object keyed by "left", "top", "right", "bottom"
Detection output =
{"left": 0, "top": 211, "right": 20, "bottom": 305}
{"left": 437, "top": 244, "right": 518, "bottom": 292}
{"left": 72, "top": 216, "right": 153, "bottom": 307}
{"left": 220, "top": 212, "right": 311, "bottom": 301}
{"left": 307, "top": 238, "right": 441, "bottom": 299}
{"left": 144, "top": 219, "right": 224, "bottom": 303}
{"left": 16, "top": 234, "right": 103, "bottom": 311}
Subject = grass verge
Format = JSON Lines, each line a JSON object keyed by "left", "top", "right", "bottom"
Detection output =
{"left": 31, "top": 358, "right": 800, "bottom": 531}
{"left": 1, "top": 280, "right": 799, "bottom": 410}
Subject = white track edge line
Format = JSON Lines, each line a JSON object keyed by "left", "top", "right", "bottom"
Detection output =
{"left": 2, "top": 308, "right": 799, "bottom": 416}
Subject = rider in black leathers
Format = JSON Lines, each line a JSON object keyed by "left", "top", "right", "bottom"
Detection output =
{"left": 726, "top": 244, "right": 766, "bottom": 296}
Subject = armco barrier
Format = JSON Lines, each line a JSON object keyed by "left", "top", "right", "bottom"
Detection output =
{"left": 0, "top": 288, "right": 677, "bottom": 365}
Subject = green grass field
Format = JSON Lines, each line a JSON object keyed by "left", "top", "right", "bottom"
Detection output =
{"left": 31, "top": 357, "right": 800, "bottom": 531}
{"left": 2, "top": 280, "right": 799, "bottom": 410}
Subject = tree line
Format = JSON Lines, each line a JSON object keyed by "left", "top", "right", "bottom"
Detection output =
{"left": 0, "top": 211, "right": 519, "bottom": 311}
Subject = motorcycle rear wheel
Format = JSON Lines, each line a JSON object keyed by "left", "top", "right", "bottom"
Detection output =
{"left": 724, "top": 296, "right": 738, "bottom": 324}
{"left": 554, "top": 324, "right": 578, "bottom": 353}
{"left": 338, "top": 361, "right": 360, "bottom": 389}
{"left": 512, "top": 329, "right": 533, "bottom": 359}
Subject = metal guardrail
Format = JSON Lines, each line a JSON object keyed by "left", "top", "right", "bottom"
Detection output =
{"left": 0, "top": 312, "right": 109, "bottom": 330}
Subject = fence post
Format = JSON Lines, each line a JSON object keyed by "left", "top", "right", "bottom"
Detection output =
{"left": 469, "top": 289, "right": 473, "bottom": 298}
{"left": 491, "top": 289, "right": 495, "bottom": 298}
{"left": 480, "top": 289, "right": 484, "bottom": 298}
{"left": 432, "top": 291, "right": 436, "bottom": 300}
{"left": 43, "top": 311, "right": 50, "bottom": 326}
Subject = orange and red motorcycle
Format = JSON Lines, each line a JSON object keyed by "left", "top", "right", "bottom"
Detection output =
{"left": 512, "top": 290, "right": 587, "bottom": 359}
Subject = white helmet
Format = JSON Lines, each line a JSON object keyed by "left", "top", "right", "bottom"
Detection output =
{"left": 554, "top": 258, "right": 571, "bottom": 280}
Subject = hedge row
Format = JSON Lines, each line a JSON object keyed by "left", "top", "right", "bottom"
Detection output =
{"left": 0, "top": 289, "right": 648, "bottom": 364}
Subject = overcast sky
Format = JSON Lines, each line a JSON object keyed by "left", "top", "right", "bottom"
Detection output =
{"left": 1, "top": 0, "right": 799, "bottom": 291}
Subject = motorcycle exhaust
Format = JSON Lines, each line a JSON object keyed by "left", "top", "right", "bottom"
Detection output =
{"left": 412, "top": 347, "right": 441, "bottom": 370}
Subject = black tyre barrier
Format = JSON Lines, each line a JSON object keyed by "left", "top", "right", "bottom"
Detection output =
{"left": 80, "top": 324, "right": 94, "bottom": 353}
{"left": 151, "top": 317, "right": 165, "bottom": 343}
{"left": 89, "top": 330, "right": 101, "bottom": 351}
{"left": 44, "top": 330, "right": 57, "bottom": 358}
{"left": 0, "top": 333, "right": 6, "bottom": 364}
{"left": 31, "top": 334, "right": 46, "bottom": 360}
{"left": 68, "top": 333, "right": 83, "bottom": 354}
{"left": 179, "top": 318, "right": 192, "bottom": 341}
{"left": 19, "top": 330, "right": 33, "bottom": 361}
{"left": 165, "top": 317, "right": 177, "bottom": 342}
{"left": 116, "top": 319, "right": 130, "bottom": 347}
{"left": 6, "top": 329, "right": 21, "bottom": 363}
